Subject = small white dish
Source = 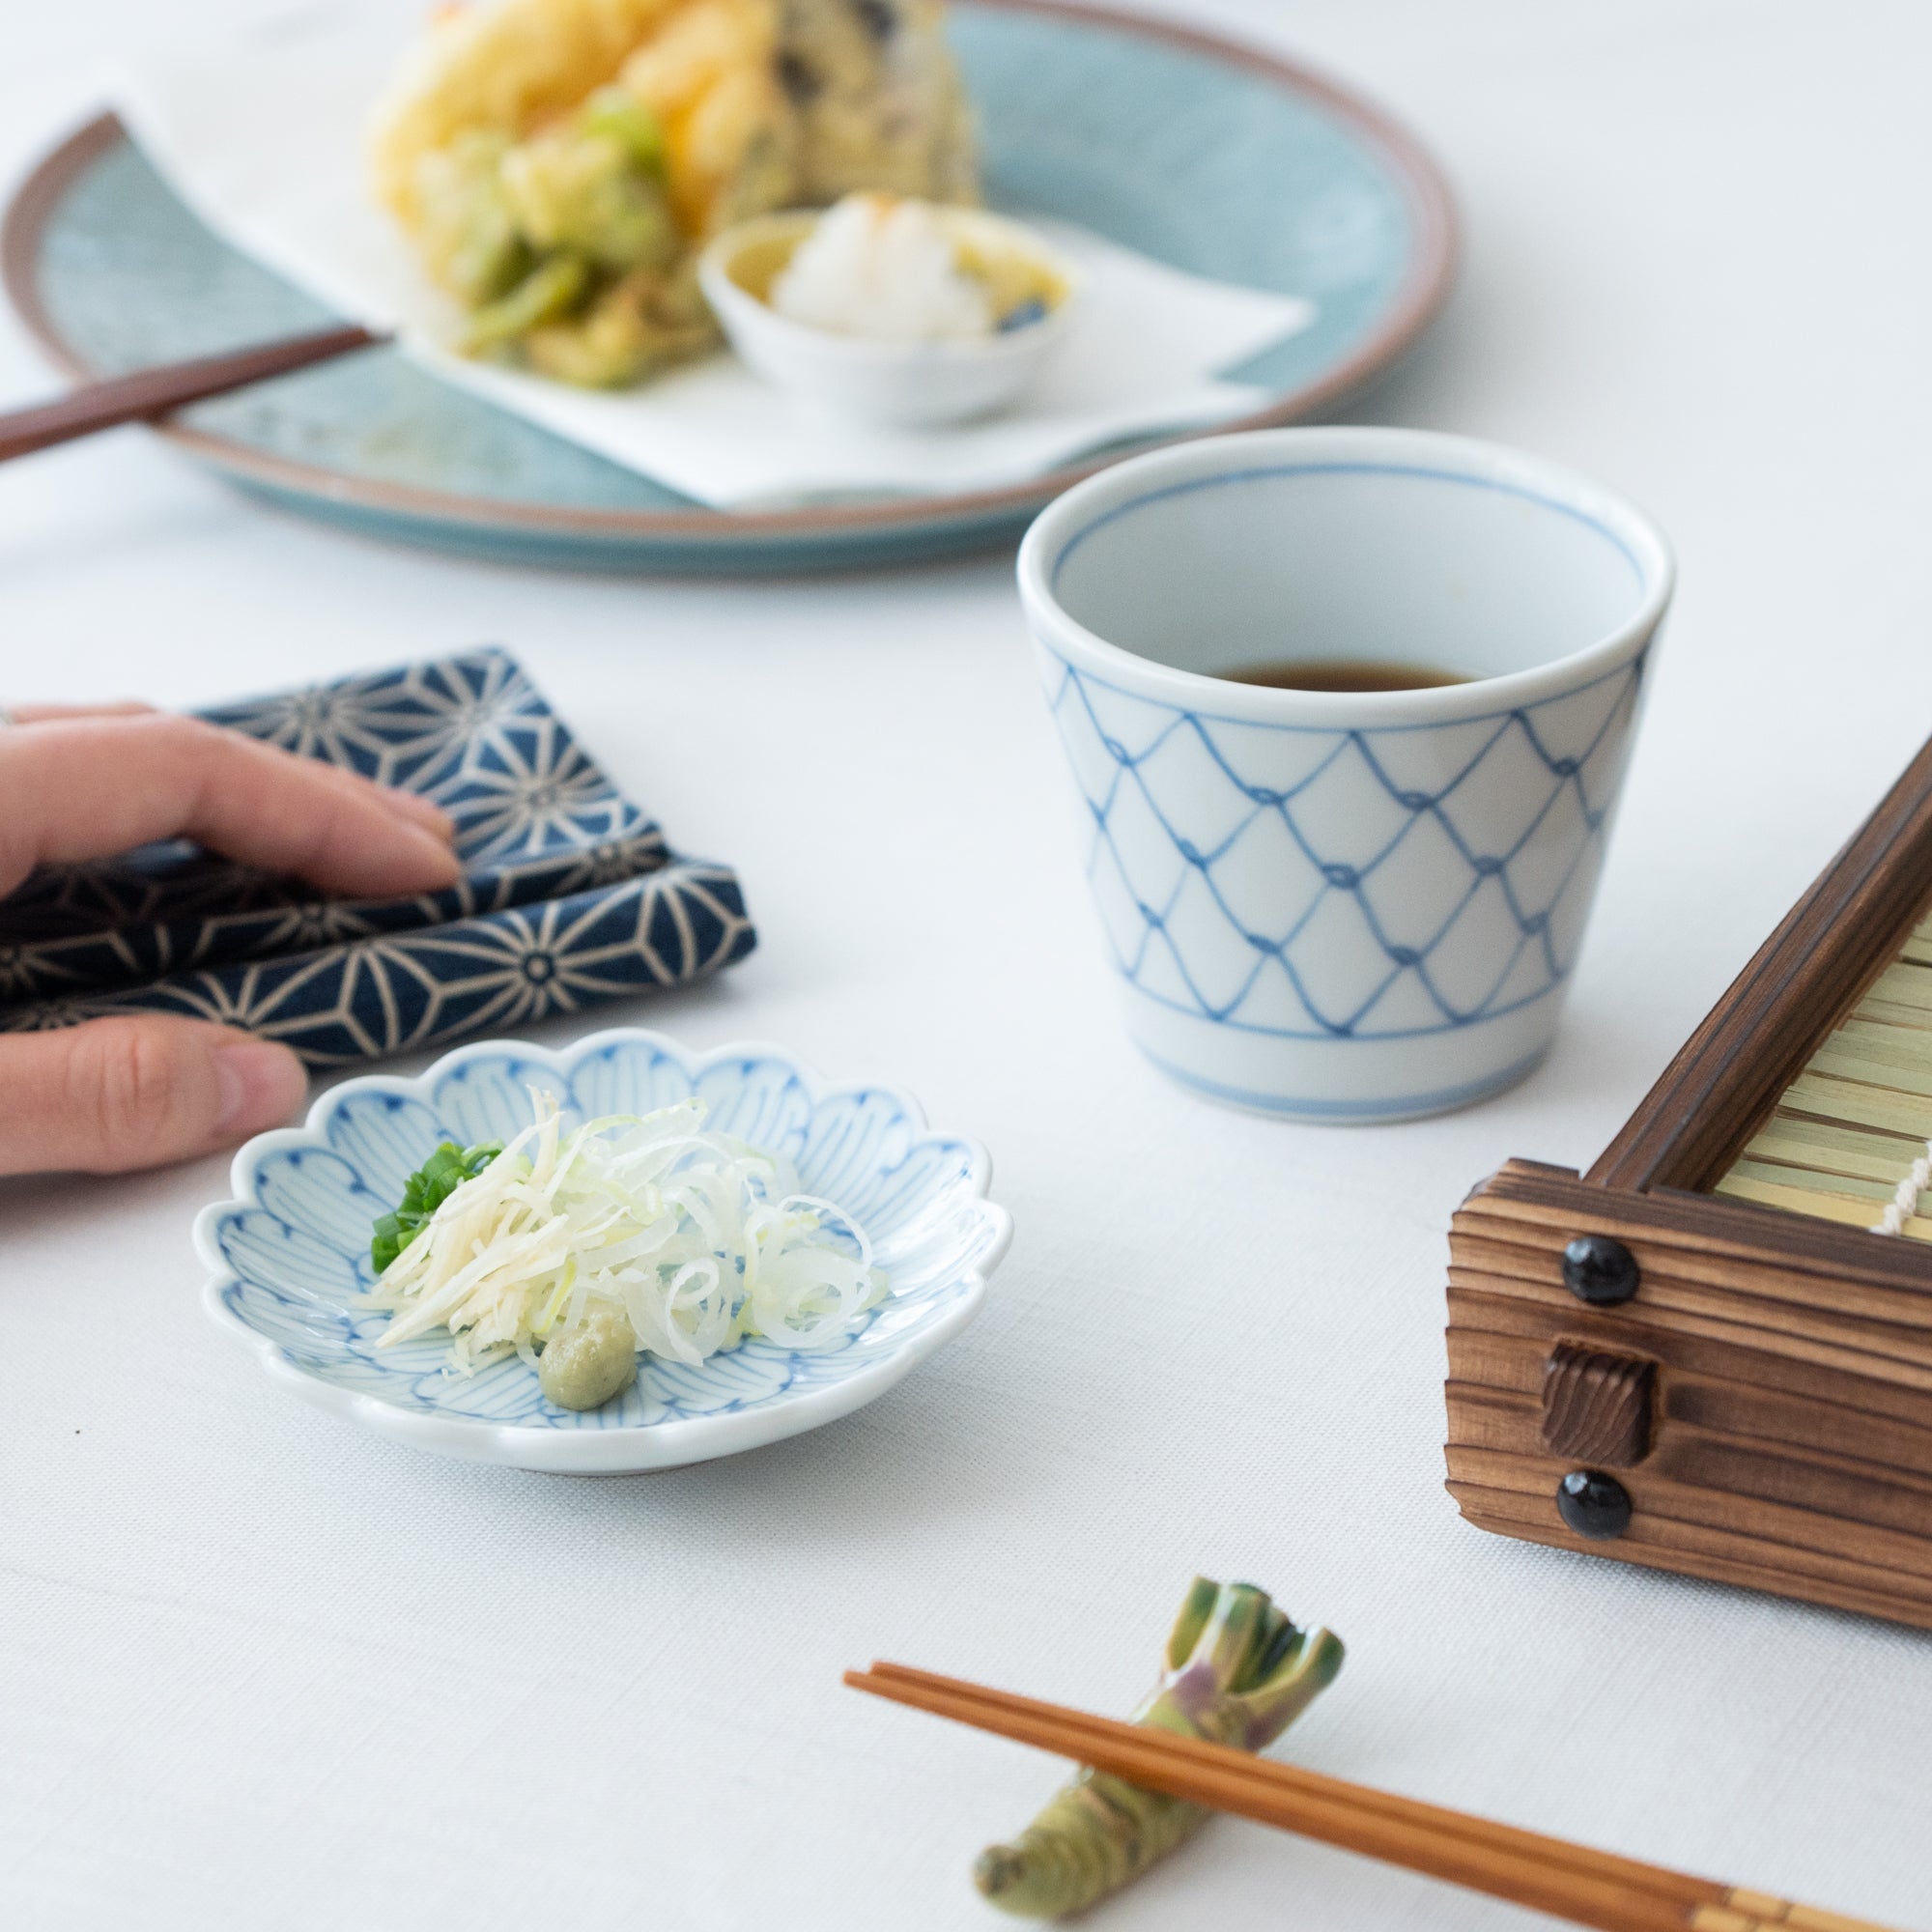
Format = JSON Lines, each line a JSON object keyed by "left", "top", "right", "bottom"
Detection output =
{"left": 698, "top": 206, "right": 1082, "bottom": 428}
{"left": 193, "top": 1028, "right": 1012, "bottom": 1473}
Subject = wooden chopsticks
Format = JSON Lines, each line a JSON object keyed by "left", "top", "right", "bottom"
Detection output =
{"left": 0, "top": 323, "right": 385, "bottom": 464}
{"left": 844, "top": 1662, "right": 1900, "bottom": 1932}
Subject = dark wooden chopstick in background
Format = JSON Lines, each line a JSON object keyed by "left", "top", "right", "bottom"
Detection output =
{"left": 844, "top": 1662, "right": 1901, "bottom": 1932}
{"left": 0, "top": 323, "right": 385, "bottom": 463}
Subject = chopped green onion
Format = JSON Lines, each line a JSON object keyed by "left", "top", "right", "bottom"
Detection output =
{"left": 370, "top": 1140, "right": 502, "bottom": 1274}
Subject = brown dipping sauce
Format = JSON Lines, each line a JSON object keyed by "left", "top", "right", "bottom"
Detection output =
{"left": 1220, "top": 659, "right": 1472, "bottom": 694}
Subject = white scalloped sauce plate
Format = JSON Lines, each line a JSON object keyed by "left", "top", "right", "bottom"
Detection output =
{"left": 194, "top": 1029, "right": 1012, "bottom": 1471}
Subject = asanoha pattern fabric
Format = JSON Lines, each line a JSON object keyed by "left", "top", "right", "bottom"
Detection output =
{"left": 1041, "top": 651, "right": 1645, "bottom": 1039}
{"left": 0, "top": 651, "right": 754, "bottom": 1062}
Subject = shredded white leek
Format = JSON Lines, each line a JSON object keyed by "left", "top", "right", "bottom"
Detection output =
{"left": 366, "top": 1092, "right": 888, "bottom": 1377}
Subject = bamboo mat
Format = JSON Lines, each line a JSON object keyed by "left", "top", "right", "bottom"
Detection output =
{"left": 1717, "top": 911, "right": 1932, "bottom": 1239}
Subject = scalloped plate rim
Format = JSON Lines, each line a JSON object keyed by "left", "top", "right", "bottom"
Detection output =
{"left": 193, "top": 1026, "right": 1013, "bottom": 1472}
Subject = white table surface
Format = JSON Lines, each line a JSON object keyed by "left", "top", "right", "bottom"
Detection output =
{"left": 4, "top": 3, "right": 1930, "bottom": 1927}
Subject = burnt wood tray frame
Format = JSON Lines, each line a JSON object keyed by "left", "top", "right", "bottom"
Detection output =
{"left": 1446, "top": 734, "right": 1932, "bottom": 1629}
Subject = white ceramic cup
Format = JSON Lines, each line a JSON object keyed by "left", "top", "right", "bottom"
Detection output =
{"left": 1017, "top": 426, "right": 1674, "bottom": 1122}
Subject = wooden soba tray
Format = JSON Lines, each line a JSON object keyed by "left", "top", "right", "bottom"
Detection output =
{"left": 1445, "top": 735, "right": 1932, "bottom": 1628}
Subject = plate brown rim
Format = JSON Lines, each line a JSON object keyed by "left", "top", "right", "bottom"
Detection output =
{"left": 0, "top": 0, "right": 1458, "bottom": 546}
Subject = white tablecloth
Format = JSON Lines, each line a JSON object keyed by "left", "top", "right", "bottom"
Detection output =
{"left": 3, "top": 4, "right": 1928, "bottom": 1928}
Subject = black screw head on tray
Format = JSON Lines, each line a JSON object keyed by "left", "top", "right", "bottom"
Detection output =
{"left": 1562, "top": 1234, "right": 1639, "bottom": 1305}
{"left": 1556, "top": 1469, "right": 1633, "bottom": 1540}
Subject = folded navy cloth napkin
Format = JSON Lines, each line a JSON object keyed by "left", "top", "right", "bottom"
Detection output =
{"left": 0, "top": 650, "right": 755, "bottom": 1063}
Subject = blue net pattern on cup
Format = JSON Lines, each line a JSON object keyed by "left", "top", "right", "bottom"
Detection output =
{"left": 1041, "top": 653, "right": 1646, "bottom": 1040}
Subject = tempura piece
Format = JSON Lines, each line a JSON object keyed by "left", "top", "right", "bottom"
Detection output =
{"left": 370, "top": 0, "right": 689, "bottom": 226}
{"left": 369, "top": 0, "right": 979, "bottom": 384}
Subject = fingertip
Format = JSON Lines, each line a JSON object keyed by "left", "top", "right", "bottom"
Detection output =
{"left": 397, "top": 819, "right": 465, "bottom": 888}
{"left": 381, "top": 785, "right": 459, "bottom": 841}
{"left": 213, "top": 1037, "right": 309, "bottom": 1139}
{"left": 0, "top": 1017, "right": 310, "bottom": 1176}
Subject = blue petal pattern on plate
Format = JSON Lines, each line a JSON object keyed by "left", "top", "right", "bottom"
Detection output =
{"left": 195, "top": 1030, "right": 1011, "bottom": 1471}
{"left": 0, "top": 651, "right": 756, "bottom": 1062}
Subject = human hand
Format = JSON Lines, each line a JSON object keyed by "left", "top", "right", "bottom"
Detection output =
{"left": 0, "top": 709, "right": 463, "bottom": 1177}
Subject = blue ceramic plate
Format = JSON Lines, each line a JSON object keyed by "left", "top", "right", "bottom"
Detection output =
{"left": 2, "top": 1, "right": 1454, "bottom": 573}
{"left": 194, "top": 1029, "right": 1013, "bottom": 1471}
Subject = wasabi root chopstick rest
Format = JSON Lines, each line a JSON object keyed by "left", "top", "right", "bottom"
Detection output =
{"left": 973, "top": 1577, "right": 1343, "bottom": 1918}
{"left": 849, "top": 1664, "right": 1907, "bottom": 1932}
